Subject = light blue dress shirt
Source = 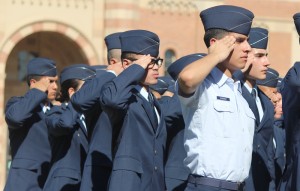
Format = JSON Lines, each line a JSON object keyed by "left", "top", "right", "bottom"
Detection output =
{"left": 179, "top": 67, "right": 255, "bottom": 182}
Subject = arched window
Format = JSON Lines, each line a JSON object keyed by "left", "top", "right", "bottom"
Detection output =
{"left": 18, "top": 51, "right": 37, "bottom": 81}
{"left": 164, "top": 49, "right": 176, "bottom": 75}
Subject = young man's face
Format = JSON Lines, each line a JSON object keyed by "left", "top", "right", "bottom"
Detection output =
{"left": 247, "top": 48, "right": 270, "bottom": 80}
{"left": 127, "top": 54, "right": 161, "bottom": 86}
{"left": 46, "top": 76, "right": 58, "bottom": 101}
{"left": 225, "top": 32, "right": 251, "bottom": 71}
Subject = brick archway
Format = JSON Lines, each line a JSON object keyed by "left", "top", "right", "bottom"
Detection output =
{"left": 0, "top": 21, "right": 98, "bottom": 67}
{"left": 0, "top": 21, "right": 99, "bottom": 189}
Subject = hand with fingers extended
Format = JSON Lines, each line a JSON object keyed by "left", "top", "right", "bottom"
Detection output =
{"left": 242, "top": 53, "right": 254, "bottom": 73}
{"left": 133, "top": 54, "right": 152, "bottom": 69}
{"left": 208, "top": 35, "right": 236, "bottom": 63}
{"left": 30, "top": 76, "right": 50, "bottom": 92}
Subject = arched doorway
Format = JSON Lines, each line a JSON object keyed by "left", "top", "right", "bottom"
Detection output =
{"left": 5, "top": 31, "right": 88, "bottom": 104}
{"left": 2, "top": 30, "right": 91, "bottom": 182}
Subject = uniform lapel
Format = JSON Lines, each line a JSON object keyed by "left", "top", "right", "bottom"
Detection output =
{"left": 256, "top": 90, "right": 271, "bottom": 131}
{"left": 242, "top": 85, "right": 260, "bottom": 127}
{"left": 77, "top": 114, "right": 88, "bottom": 138}
{"left": 153, "top": 98, "right": 162, "bottom": 136}
{"left": 134, "top": 89, "right": 158, "bottom": 132}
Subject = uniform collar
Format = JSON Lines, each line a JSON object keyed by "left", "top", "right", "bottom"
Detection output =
{"left": 211, "top": 67, "right": 242, "bottom": 93}
{"left": 243, "top": 81, "right": 258, "bottom": 95}
{"left": 135, "top": 85, "right": 150, "bottom": 101}
{"left": 211, "top": 67, "right": 232, "bottom": 87}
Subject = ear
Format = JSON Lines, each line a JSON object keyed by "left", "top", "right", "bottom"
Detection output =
{"left": 122, "top": 59, "right": 132, "bottom": 69}
{"left": 29, "top": 79, "right": 37, "bottom": 86}
{"left": 109, "top": 58, "right": 119, "bottom": 65}
{"left": 68, "top": 87, "right": 75, "bottom": 99}
{"left": 209, "top": 37, "right": 217, "bottom": 46}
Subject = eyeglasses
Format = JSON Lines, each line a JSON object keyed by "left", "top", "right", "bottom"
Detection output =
{"left": 149, "top": 57, "right": 163, "bottom": 68}
{"left": 126, "top": 57, "right": 164, "bottom": 68}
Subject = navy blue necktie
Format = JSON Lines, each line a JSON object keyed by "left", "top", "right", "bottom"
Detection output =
{"left": 251, "top": 89, "right": 260, "bottom": 125}
{"left": 148, "top": 93, "right": 158, "bottom": 129}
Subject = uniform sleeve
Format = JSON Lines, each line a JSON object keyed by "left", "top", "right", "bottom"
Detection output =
{"left": 45, "top": 103, "right": 78, "bottom": 137}
{"left": 178, "top": 82, "right": 205, "bottom": 108}
{"left": 283, "top": 62, "right": 300, "bottom": 90}
{"left": 100, "top": 64, "right": 145, "bottom": 111}
{"left": 5, "top": 88, "right": 47, "bottom": 129}
{"left": 71, "top": 72, "right": 116, "bottom": 113}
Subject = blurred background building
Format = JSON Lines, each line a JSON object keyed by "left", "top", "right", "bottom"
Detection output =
{"left": 0, "top": 0, "right": 300, "bottom": 188}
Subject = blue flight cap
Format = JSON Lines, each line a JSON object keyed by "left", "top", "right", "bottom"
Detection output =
{"left": 149, "top": 76, "right": 171, "bottom": 95}
{"left": 293, "top": 13, "right": 300, "bottom": 43}
{"left": 161, "top": 76, "right": 175, "bottom": 87}
{"left": 277, "top": 77, "right": 283, "bottom": 89}
{"left": 27, "top": 57, "right": 57, "bottom": 77}
{"left": 294, "top": 13, "right": 300, "bottom": 35}
{"left": 119, "top": 29, "right": 160, "bottom": 57}
{"left": 92, "top": 65, "right": 107, "bottom": 77}
{"left": 167, "top": 53, "right": 207, "bottom": 80}
{"left": 60, "top": 64, "right": 96, "bottom": 85}
{"left": 200, "top": 5, "right": 254, "bottom": 35}
{"left": 248, "top": 27, "right": 268, "bottom": 49}
{"left": 167, "top": 84, "right": 175, "bottom": 94}
{"left": 161, "top": 76, "right": 176, "bottom": 93}
{"left": 104, "top": 32, "right": 122, "bottom": 51}
{"left": 256, "top": 67, "right": 279, "bottom": 87}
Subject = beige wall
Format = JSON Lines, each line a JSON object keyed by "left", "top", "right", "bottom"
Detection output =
{"left": 1, "top": 0, "right": 300, "bottom": 189}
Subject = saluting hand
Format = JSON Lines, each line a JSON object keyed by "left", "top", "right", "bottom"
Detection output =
{"left": 208, "top": 35, "right": 236, "bottom": 64}
{"left": 134, "top": 54, "right": 152, "bottom": 69}
{"left": 242, "top": 53, "right": 254, "bottom": 73}
{"left": 30, "top": 76, "right": 50, "bottom": 92}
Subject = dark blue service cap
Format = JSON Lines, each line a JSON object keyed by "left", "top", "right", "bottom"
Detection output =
{"left": 256, "top": 67, "right": 279, "bottom": 87}
{"left": 104, "top": 32, "right": 122, "bottom": 51}
{"left": 248, "top": 27, "right": 268, "bottom": 49}
{"left": 200, "top": 5, "right": 254, "bottom": 35}
{"left": 120, "top": 29, "right": 160, "bottom": 57}
{"left": 60, "top": 64, "right": 96, "bottom": 85}
{"left": 167, "top": 53, "right": 207, "bottom": 80}
{"left": 294, "top": 13, "right": 300, "bottom": 43}
{"left": 91, "top": 65, "right": 107, "bottom": 77}
{"left": 27, "top": 57, "right": 57, "bottom": 77}
{"left": 149, "top": 76, "right": 174, "bottom": 95}
{"left": 277, "top": 77, "right": 283, "bottom": 88}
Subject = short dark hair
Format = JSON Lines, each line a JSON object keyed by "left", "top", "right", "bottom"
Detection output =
{"left": 203, "top": 28, "right": 230, "bottom": 48}
{"left": 26, "top": 75, "right": 43, "bottom": 86}
{"left": 56, "top": 79, "right": 81, "bottom": 103}
{"left": 107, "top": 49, "right": 121, "bottom": 64}
{"left": 121, "top": 52, "right": 140, "bottom": 61}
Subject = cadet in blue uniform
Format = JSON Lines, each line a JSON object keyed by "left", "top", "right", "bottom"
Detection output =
{"left": 4, "top": 58, "right": 58, "bottom": 191}
{"left": 234, "top": 27, "right": 276, "bottom": 191}
{"left": 100, "top": 29, "right": 167, "bottom": 191}
{"left": 71, "top": 32, "right": 124, "bottom": 191}
{"left": 164, "top": 53, "right": 206, "bottom": 191}
{"left": 278, "top": 12, "right": 300, "bottom": 191}
{"left": 178, "top": 5, "right": 255, "bottom": 191}
{"left": 257, "top": 68, "right": 285, "bottom": 188}
{"left": 43, "top": 64, "right": 96, "bottom": 191}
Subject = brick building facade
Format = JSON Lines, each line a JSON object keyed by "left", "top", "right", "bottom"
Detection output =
{"left": 0, "top": 0, "right": 299, "bottom": 189}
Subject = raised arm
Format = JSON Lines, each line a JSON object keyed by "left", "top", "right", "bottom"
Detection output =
{"left": 178, "top": 35, "right": 236, "bottom": 95}
{"left": 5, "top": 89, "right": 47, "bottom": 128}
{"left": 46, "top": 103, "right": 78, "bottom": 136}
{"left": 100, "top": 55, "right": 151, "bottom": 110}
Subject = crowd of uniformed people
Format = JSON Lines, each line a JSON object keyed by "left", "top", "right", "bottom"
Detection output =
{"left": 3, "top": 4, "right": 300, "bottom": 191}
